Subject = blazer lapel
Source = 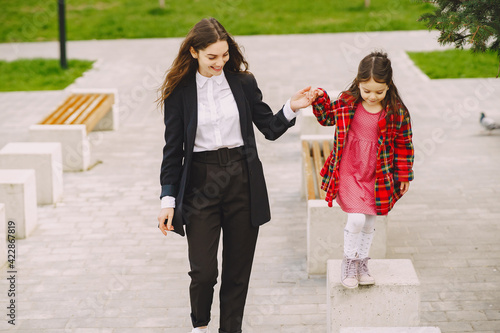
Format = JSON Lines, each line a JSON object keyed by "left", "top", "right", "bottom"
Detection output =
{"left": 182, "top": 77, "right": 198, "bottom": 153}
{"left": 225, "top": 71, "right": 249, "bottom": 140}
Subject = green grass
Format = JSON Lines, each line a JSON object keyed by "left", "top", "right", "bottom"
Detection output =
{"left": 0, "top": 59, "right": 94, "bottom": 91}
{"left": 0, "top": 0, "right": 434, "bottom": 42}
{"left": 407, "top": 49, "right": 500, "bottom": 79}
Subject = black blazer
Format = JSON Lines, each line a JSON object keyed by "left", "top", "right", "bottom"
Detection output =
{"left": 160, "top": 70, "right": 295, "bottom": 236}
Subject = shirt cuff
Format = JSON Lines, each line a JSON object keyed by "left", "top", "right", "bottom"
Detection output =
{"left": 161, "top": 196, "right": 176, "bottom": 209}
{"left": 283, "top": 99, "right": 299, "bottom": 121}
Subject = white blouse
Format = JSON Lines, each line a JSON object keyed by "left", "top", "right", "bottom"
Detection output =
{"left": 194, "top": 70, "right": 243, "bottom": 152}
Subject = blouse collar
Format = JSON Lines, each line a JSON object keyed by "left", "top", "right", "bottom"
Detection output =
{"left": 196, "top": 70, "right": 225, "bottom": 88}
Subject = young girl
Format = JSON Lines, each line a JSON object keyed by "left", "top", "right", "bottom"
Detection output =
{"left": 308, "top": 51, "right": 414, "bottom": 289}
{"left": 157, "top": 18, "right": 311, "bottom": 333}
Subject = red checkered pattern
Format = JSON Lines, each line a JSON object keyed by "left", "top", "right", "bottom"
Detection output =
{"left": 312, "top": 89, "right": 414, "bottom": 215}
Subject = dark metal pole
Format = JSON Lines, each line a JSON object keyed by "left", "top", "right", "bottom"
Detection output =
{"left": 58, "top": 0, "right": 67, "bottom": 69}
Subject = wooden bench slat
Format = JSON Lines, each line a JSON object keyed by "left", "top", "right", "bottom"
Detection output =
{"left": 55, "top": 94, "right": 93, "bottom": 124}
{"left": 322, "top": 140, "right": 330, "bottom": 161}
{"left": 44, "top": 94, "right": 91, "bottom": 125}
{"left": 312, "top": 141, "right": 326, "bottom": 200}
{"left": 302, "top": 140, "right": 316, "bottom": 201}
{"left": 63, "top": 94, "right": 98, "bottom": 124}
{"left": 82, "top": 94, "right": 114, "bottom": 132}
{"left": 39, "top": 94, "right": 83, "bottom": 125}
{"left": 38, "top": 93, "right": 114, "bottom": 133}
{"left": 302, "top": 138, "right": 333, "bottom": 201}
{"left": 321, "top": 140, "right": 331, "bottom": 200}
{"left": 70, "top": 94, "right": 114, "bottom": 132}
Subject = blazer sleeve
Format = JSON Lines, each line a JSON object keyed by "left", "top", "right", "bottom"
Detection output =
{"left": 159, "top": 89, "right": 184, "bottom": 199}
{"left": 244, "top": 73, "right": 295, "bottom": 141}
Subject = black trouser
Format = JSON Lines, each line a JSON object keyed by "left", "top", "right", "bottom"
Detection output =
{"left": 184, "top": 147, "right": 259, "bottom": 333}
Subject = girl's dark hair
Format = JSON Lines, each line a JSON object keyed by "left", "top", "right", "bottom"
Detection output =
{"left": 344, "top": 51, "right": 410, "bottom": 122}
{"left": 158, "top": 18, "right": 249, "bottom": 105}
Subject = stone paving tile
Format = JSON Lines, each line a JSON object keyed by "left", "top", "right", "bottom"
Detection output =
{"left": 0, "top": 30, "right": 499, "bottom": 332}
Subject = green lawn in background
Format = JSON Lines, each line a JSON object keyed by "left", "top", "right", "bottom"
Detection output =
{"left": 0, "top": 0, "right": 433, "bottom": 42}
{"left": 0, "top": 59, "right": 94, "bottom": 91}
{"left": 407, "top": 49, "right": 500, "bottom": 79}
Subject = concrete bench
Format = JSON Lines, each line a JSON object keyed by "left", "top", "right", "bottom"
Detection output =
{"left": 0, "top": 170, "right": 37, "bottom": 239}
{"left": 327, "top": 259, "right": 420, "bottom": 333}
{"left": 301, "top": 135, "right": 387, "bottom": 275}
{"left": 341, "top": 328, "right": 441, "bottom": 333}
{"left": 0, "top": 204, "right": 6, "bottom": 267}
{"left": 29, "top": 89, "right": 118, "bottom": 172}
{"left": 0, "top": 142, "right": 63, "bottom": 205}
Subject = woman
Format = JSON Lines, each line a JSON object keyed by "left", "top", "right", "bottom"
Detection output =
{"left": 157, "top": 18, "right": 311, "bottom": 333}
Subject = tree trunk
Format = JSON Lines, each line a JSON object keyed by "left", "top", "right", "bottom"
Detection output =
{"left": 159, "top": 0, "right": 165, "bottom": 9}
{"left": 365, "top": 0, "right": 370, "bottom": 8}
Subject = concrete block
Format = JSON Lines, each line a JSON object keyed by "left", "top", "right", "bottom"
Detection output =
{"left": 307, "top": 200, "right": 387, "bottom": 275}
{"left": 29, "top": 124, "right": 90, "bottom": 172}
{"left": 341, "top": 328, "right": 441, "bottom": 333}
{"left": 92, "top": 104, "right": 118, "bottom": 131}
{"left": 0, "top": 204, "right": 6, "bottom": 267}
{"left": 0, "top": 142, "right": 63, "bottom": 204}
{"left": 0, "top": 170, "right": 37, "bottom": 239}
{"left": 327, "top": 259, "right": 420, "bottom": 333}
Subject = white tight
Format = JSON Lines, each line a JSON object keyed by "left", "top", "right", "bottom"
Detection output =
{"left": 345, "top": 213, "right": 376, "bottom": 234}
{"left": 344, "top": 213, "right": 376, "bottom": 259}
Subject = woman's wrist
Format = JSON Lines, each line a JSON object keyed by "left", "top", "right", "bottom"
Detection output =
{"left": 283, "top": 99, "right": 299, "bottom": 119}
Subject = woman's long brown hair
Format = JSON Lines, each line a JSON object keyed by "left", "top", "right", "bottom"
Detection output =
{"left": 157, "top": 18, "right": 249, "bottom": 107}
{"left": 343, "top": 51, "right": 410, "bottom": 122}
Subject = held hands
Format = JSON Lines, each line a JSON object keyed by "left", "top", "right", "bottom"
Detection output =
{"left": 289, "top": 86, "right": 324, "bottom": 112}
{"left": 158, "top": 207, "right": 175, "bottom": 236}
{"left": 308, "top": 87, "right": 324, "bottom": 101}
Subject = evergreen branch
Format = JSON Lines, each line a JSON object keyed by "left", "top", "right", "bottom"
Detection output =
{"left": 471, "top": 25, "right": 482, "bottom": 44}
{"left": 418, "top": 0, "right": 500, "bottom": 77}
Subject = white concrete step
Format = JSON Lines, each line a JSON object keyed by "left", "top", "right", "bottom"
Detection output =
{"left": 327, "top": 259, "right": 420, "bottom": 333}
{"left": 0, "top": 142, "right": 63, "bottom": 205}
{"left": 341, "top": 328, "right": 441, "bottom": 333}
{"left": 0, "top": 169, "right": 37, "bottom": 238}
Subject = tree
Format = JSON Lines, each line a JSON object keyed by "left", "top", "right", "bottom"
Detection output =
{"left": 417, "top": 0, "right": 500, "bottom": 77}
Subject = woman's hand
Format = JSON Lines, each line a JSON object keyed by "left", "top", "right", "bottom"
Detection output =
{"left": 158, "top": 207, "right": 175, "bottom": 236}
{"left": 400, "top": 182, "right": 410, "bottom": 195}
{"left": 308, "top": 88, "right": 324, "bottom": 102}
{"left": 290, "top": 86, "right": 313, "bottom": 112}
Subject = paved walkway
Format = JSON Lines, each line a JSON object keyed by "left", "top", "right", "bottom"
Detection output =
{"left": 0, "top": 31, "right": 499, "bottom": 333}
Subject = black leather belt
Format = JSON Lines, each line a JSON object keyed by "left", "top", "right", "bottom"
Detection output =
{"left": 192, "top": 147, "right": 245, "bottom": 166}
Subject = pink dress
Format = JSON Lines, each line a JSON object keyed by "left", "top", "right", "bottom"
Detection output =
{"left": 336, "top": 103, "right": 382, "bottom": 215}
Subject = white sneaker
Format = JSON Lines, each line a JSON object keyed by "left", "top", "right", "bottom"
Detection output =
{"left": 358, "top": 257, "right": 375, "bottom": 286}
{"left": 341, "top": 256, "right": 359, "bottom": 289}
{"left": 191, "top": 327, "right": 209, "bottom": 333}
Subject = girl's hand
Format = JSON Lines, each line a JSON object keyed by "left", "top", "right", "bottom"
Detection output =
{"left": 158, "top": 207, "right": 175, "bottom": 236}
{"left": 308, "top": 88, "right": 324, "bottom": 102}
{"left": 290, "top": 86, "right": 313, "bottom": 112}
{"left": 400, "top": 182, "right": 410, "bottom": 195}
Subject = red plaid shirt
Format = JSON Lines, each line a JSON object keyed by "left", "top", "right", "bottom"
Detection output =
{"left": 312, "top": 89, "right": 414, "bottom": 215}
